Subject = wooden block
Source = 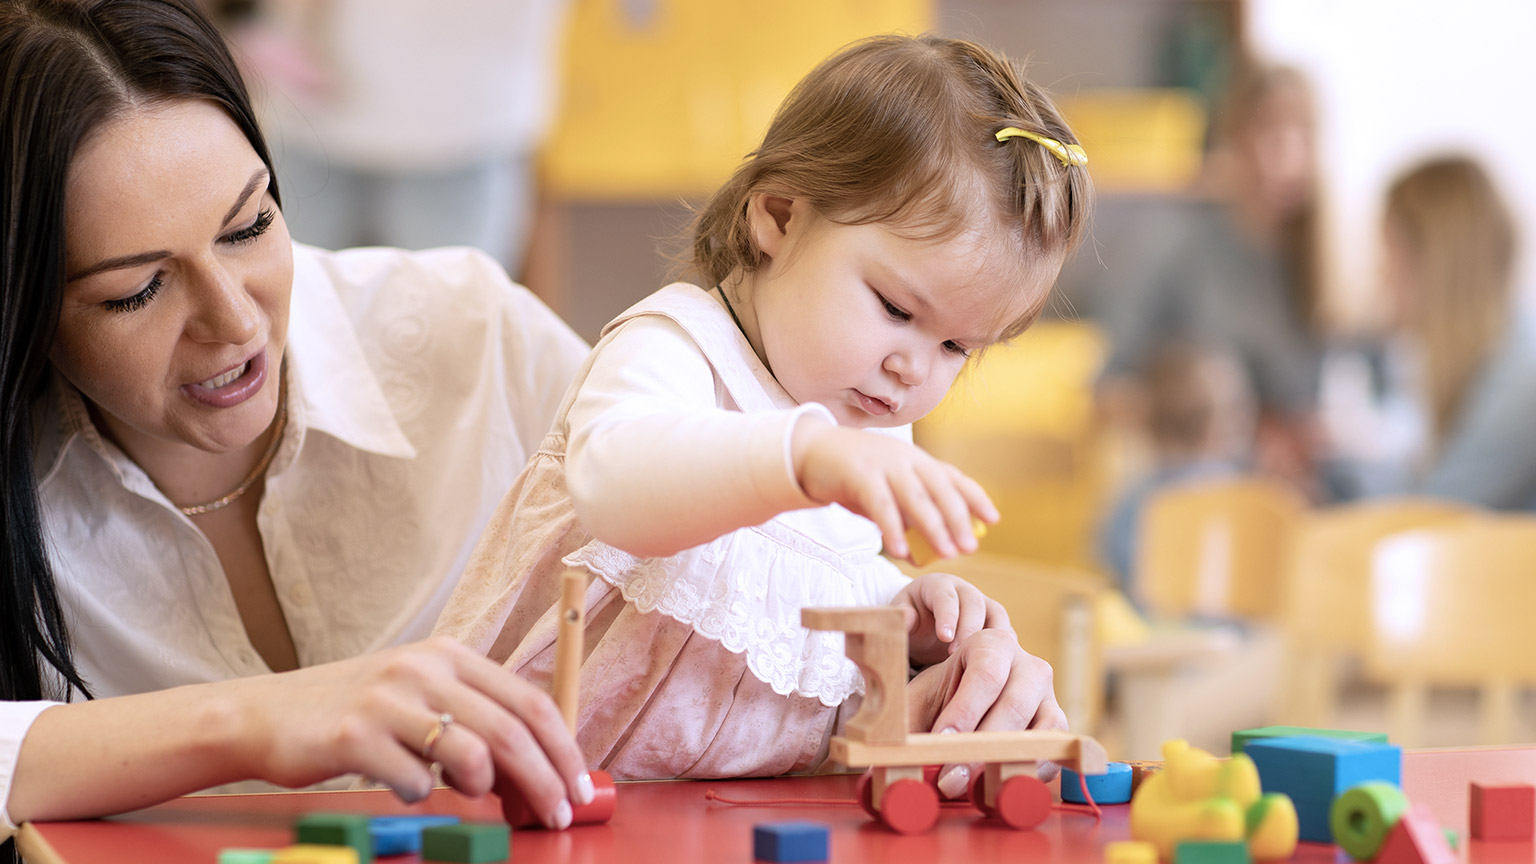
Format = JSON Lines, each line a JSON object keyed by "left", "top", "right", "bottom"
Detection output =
{"left": 368, "top": 816, "right": 460, "bottom": 856}
{"left": 420, "top": 823, "right": 510, "bottom": 863}
{"left": 1104, "top": 841, "right": 1158, "bottom": 864}
{"left": 1243, "top": 736, "right": 1401, "bottom": 843}
{"left": 1062, "top": 761, "right": 1134, "bottom": 805}
{"left": 1125, "top": 759, "right": 1163, "bottom": 792}
{"left": 293, "top": 813, "right": 372, "bottom": 864}
{"left": 1230, "top": 726, "right": 1388, "bottom": 756}
{"left": 1375, "top": 804, "right": 1456, "bottom": 864}
{"left": 752, "top": 821, "right": 830, "bottom": 862}
{"left": 217, "top": 850, "right": 276, "bottom": 864}
{"left": 1173, "top": 840, "right": 1250, "bottom": 864}
{"left": 1470, "top": 781, "right": 1536, "bottom": 841}
{"left": 803, "top": 607, "right": 908, "bottom": 746}
{"left": 1329, "top": 781, "right": 1407, "bottom": 861}
{"left": 271, "top": 846, "right": 359, "bottom": 864}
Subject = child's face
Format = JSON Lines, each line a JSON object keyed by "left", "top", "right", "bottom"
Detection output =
{"left": 743, "top": 197, "right": 1042, "bottom": 428}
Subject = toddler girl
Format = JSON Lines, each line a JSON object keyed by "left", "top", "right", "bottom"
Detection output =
{"left": 434, "top": 33, "right": 1092, "bottom": 782}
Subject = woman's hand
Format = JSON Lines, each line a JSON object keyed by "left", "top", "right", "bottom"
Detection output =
{"left": 904, "top": 629, "right": 1068, "bottom": 798}
{"left": 231, "top": 637, "right": 592, "bottom": 829}
{"left": 892, "top": 573, "right": 1012, "bottom": 667}
{"left": 791, "top": 416, "right": 997, "bottom": 561}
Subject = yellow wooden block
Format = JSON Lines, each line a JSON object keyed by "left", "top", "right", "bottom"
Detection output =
{"left": 1104, "top": 840, "right": 1158, "bottom": 864}
{"left": 271, "top": 845, "right": 359, "bottom": 864}
{"left": 906, "top": 518, "right": 987, "bottom": 567}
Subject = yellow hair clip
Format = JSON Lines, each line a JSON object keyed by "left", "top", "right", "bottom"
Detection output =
{"left": 995, "top": 127, "right": 1088, "bottom": 167}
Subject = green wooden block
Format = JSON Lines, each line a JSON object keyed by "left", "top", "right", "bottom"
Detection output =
{"left": 1230, "top": 725, "right": 1389, "bottom": 755}
{"left": 217, "top": 850, "right": 277, "bottom": 864}
{"left": 293, "top": 812, "right": 373, "bottom": 864}
{"left": 421, "top": 823, "right": 511, "bottom": 863}
{"left": 1174, "top": 840, "right": 1251, "bottom": 864}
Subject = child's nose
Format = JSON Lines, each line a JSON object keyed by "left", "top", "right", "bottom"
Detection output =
{"left": 884, "top": 348, "right": 929, "bottom": 387}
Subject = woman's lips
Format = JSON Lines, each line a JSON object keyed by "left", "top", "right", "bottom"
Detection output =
{"left": 182, "top": 349, "right": 268, "bottom": 409}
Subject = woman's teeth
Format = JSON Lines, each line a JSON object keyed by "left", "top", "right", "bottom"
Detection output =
{"left": 200, "top": 362, "right": 248, "bottom": 389}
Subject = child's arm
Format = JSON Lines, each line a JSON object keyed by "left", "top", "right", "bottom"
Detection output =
{"left": 565, "top": 318, "right": 828, "bottom": 558}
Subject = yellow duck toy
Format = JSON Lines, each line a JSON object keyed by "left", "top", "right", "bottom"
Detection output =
{"left": 1130, "top": 739, "right": 1299, "bottom": 860}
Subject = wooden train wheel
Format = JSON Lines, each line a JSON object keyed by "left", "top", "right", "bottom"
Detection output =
{"left": 879, "top": 778, "right": 940, "bottom": 834}
{"left": 994, "top": 774, "right": 1051, "bottom": 830}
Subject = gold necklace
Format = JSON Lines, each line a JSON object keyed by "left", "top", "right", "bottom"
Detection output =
{"left": 177, "top": 376, "right": 288, "bottom": 517}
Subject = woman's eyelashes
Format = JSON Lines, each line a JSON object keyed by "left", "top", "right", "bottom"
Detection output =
{"left": 100, "top": 208, "right": 274, "bottom": 313}
{"left": 103, "top": 274, "right": 163, "bottom": 313}
{"left": 225, "top": 208, "right": 275, "bottom": 245}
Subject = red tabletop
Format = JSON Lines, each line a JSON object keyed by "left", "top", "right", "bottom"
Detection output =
{"left": 18, "top": 747, "right": 1536, "bottom": 863}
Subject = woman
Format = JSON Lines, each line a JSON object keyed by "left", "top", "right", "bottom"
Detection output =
{"left": 1383, "top": 156, "right": 1536, "bottom": 507}
{"left": 1, "top": 0, "right": 593, "bottom": 845}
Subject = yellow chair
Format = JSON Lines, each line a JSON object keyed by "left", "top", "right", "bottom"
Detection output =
{"left": 1280, "top": 498, "right": 1476, "bottom": 728}
{"left": 914, "top": 320, "right": 1112, "bottom": 573}
{"left": 1368, "top": 515, "right": 1536, "bottom": 746}
{"left": 1135, "top": 476, "right": 1305, "bottom": 621}
{"left": 906, "top": 553, "right": 1105, "bottom": 737}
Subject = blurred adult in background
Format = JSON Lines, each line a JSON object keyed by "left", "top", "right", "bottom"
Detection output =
{"left": 1332, "top": 156, "right": 1536, "bottom": 508}
{"left": 1094, "top": 64, "right": 1324, "bottom": 494}
{"left": 227, "top": 0, "right": 568, "bottom": 275}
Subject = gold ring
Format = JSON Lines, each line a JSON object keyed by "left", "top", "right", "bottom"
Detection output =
{"left": 421, "top": 712, "right": 454, "bottom": 760}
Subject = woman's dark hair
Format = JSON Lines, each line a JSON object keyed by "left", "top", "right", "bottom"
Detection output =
{"left": 0, "top": 0, "right": 279, "bottom": 706}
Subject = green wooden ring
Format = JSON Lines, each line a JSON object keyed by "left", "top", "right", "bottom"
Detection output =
{"left": 1331, "top": 781, "right": 1409, "bottom": 860}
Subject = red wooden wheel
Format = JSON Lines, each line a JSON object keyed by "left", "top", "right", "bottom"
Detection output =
{"left": 994, "top": 774, "right": 1051, "bottom": 830}
{"left": 855, "top": 770, "right": 879, "bottom": 819}
{"left": 967, "top": 770, "right": 994, "bottom": 817}
{"left": 879, "top": 778, "right": 941, "bottom": 835}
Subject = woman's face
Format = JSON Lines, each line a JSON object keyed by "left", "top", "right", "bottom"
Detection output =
{"left": 54, "top": 99, "right": 293, "bottom": 457}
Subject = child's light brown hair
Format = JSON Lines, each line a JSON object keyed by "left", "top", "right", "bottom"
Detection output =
{"left": 690, "top": 33, "right": 1093, "bottom": 341}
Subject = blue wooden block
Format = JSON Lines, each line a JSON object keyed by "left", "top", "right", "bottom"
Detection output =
{"left": 752, "top": 821, "right": 829, "bottom": 862}
{"left": 368, "top": 816, "right": 461, "bottom": 856}
{"left": 1061, "top": 761, "right": 1134, "bottom": 804}
{"left": 1244, "top": 735, "right": 1402, "bottom": 844}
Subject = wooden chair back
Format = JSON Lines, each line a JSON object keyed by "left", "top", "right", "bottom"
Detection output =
{"left": 1279, "top": 498, "right": 1475, "bottom": 727}
{"left": 1368, "top": 515, "right": 1536, "bottom": 745}
{"left": 1135, "top": 476, "right": 1304, "bottom": 621}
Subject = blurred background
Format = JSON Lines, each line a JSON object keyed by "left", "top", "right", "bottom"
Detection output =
{"left": 225, "top": 0, "right": 1536, "bottom": 760}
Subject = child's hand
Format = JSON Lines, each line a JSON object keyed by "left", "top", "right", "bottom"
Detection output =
{"left": 893, "top": 573, "right": 1012, "bottom": 667}
{"left": 791, "top": 416, "right": 998, "bottom": 561}
{"left": 904, "top": 629, "right": 1068, "bottom": 798}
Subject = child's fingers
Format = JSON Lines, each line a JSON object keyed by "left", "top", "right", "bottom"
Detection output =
{"left": 915, "top": 460, "right": 979, "bottom": 554}
{"left": 919, "top": 577, "right": 962, "bottom": 643}
{"left": 855, "top": 480, "right": 909, "bottom": 559}
{"left": 949, "top": 467, "right": 999, "bottom": 524}
{"left": 953, "top": 584, "right": 990, "bottom": 647}
{"left": 890, "top": 470, "right": 955, "bottom": 560}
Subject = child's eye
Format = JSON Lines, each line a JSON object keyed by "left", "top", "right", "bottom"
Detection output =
{"left": 224, "top": 208, "right": 276, "bottom": 245}
{"left": 878, "top": 294, "right": 911, "bottom": 322}
{"left": 102, "top": 274, "right": 163, "bottom": 313}
{"left": 942, "top": 340, "right": 970, "bottom": 358}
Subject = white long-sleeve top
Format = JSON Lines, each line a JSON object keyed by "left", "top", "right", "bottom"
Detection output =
{"left": 1, "top": 243, "right": 588, "bottom": 836}
{"left": 435, "top": 283, "right": 912, "bottom": 780}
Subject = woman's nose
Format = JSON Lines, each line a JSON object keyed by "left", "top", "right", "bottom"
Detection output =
{"left": 185, "top": 261, "right": 260, "bottom": 345}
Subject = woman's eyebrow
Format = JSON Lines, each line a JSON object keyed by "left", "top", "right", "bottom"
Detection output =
{"left": 66, "top": 168, "right": 270, "bottom": 283}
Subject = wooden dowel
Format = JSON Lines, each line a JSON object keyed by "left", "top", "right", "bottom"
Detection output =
{"left": 553, "top": 569, "right": 586, "bottom": 733}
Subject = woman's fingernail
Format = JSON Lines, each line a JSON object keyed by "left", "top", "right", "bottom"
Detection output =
{"left": 937, "top": 764, "right": 970, "bottom": 799}
{"left": 550, "top": 799, "right": 573, "bottom": 830}
{"left": 576, "top": 773, "right": 596, "bottom": 806}
{"left": 938, "top": 727, "right": 957, "bottom": 735}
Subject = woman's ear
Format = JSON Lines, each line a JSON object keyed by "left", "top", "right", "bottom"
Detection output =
{"left": 745, "top": 194, "right": 798, "bottom": 263}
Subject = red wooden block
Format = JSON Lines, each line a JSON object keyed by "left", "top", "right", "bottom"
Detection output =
{"left": 1471, "top": 782, "right": 1536, "bottom": 841}
{"left": 1376, "top": 804, "right": 1456, "bottom": 864}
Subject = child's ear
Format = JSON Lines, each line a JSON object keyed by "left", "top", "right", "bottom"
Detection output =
{"left": 746, "top": 194, "right": 798, "bottom": 261}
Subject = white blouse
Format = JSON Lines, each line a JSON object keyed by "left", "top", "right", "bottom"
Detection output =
{"left": 1, "top": 243, "right": 588, "bottom": 835}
